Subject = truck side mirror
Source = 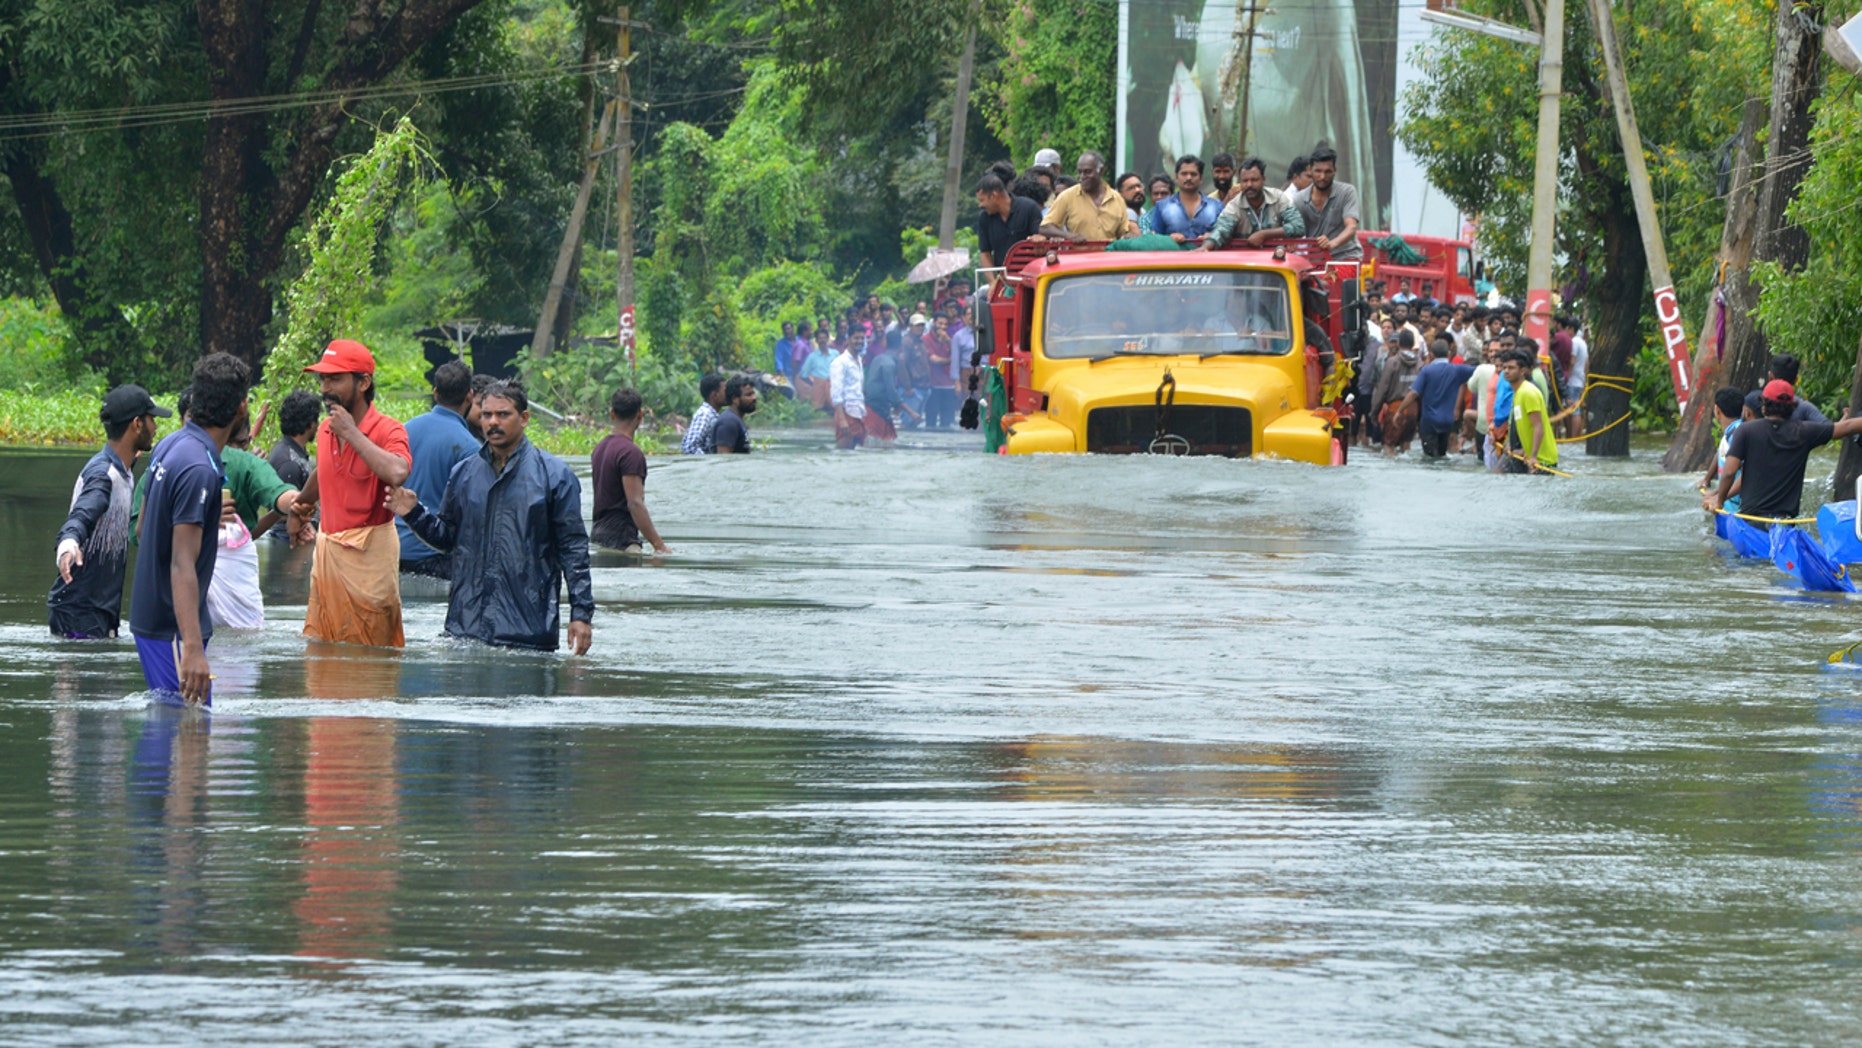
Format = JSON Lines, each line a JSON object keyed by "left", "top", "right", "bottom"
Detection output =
{"left": 1474, "top": 260, "right": 1486, "bottom": 281}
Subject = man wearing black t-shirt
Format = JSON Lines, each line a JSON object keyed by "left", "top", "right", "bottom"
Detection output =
{"left": 712, "top": 374, "right": 757, "bottom": 454}
{"left": 1708, "top": 379, "right": 1862, "bottom": 521}
{"left": 975, "top": 173, "right": 1041, "bottom": 273}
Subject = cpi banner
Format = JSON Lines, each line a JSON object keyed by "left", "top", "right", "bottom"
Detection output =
{"left": 1119, "top": 0, "right": 1396, "bottom": 231}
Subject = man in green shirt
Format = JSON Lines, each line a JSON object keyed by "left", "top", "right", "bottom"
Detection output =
{"left": 1502, "top": 346, "right": 1559, "bottom": 474}
{"left": 133, "top": 393, "right": 297, "bottom": 539}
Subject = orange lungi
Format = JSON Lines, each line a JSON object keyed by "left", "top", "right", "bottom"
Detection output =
{"left": 303, "top": 522, "right": 404, "bottom": 648}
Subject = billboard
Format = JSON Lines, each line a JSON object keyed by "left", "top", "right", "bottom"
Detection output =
{"left": 1117, "top": 0, "right": 1398, "bottom": 232}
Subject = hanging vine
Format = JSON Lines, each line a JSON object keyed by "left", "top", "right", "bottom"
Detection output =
{"left": 257, "top": 115, "right": 430, "bottom": 436}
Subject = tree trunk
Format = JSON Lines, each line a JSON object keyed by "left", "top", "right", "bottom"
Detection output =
{"left": 1835, "top": 332, "right": 1862, "bottom": 502}
{"left": 936, "top": 18, "right": 977, "bottom": 250}
{"left": 1662, "top": 97, "right": 1764, "bottom": 472}
{"left": 1582, "top": 178, "right": 1648, "bottom": 457}
{"left": 1713, "top": 0, "right": 1823, "bottom": 405}
{"left": 195, "top": 0, "right": 489, "bottom": 377}
{"left": 197, "top": 0, "right": 276, "bottom": 373}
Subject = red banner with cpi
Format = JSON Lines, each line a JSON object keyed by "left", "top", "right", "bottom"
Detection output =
{"left": 619, "top": 304, "right": 636, "bottom": 367}
{"left": 1652, "top": 284, "right": 1690, "bottom": 413}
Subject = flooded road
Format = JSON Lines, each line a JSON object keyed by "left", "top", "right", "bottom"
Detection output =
{"left": 4, "top": 435, "right": 1862, "bottom": 1043}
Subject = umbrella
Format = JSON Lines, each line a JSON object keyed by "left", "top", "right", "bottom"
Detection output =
{"left": 907, "top": 247, "right": 973, "bottom": 284}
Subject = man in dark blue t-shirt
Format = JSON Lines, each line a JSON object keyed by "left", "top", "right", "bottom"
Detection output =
{"left": 1400, "top": 339, "right": 1478, "bottom": 458}
{"left": 130, "top": 353, "right": 249, "bottom": 706}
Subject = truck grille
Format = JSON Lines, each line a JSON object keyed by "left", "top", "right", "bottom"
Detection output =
{"left": 1085, "top": 405, "right": 1253, "bottom": 457}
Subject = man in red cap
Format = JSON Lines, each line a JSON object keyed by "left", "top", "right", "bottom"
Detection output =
{"left": 1707, "top": 379, "right": 1862, "bottom": 523}
{"left": 288, "top": 339, "right": 413, "bottom": 647}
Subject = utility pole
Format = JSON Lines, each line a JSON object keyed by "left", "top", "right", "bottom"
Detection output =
{"left": 1231, "top": 0, "right": 1265, "bottom": 158}
{"left": 531, "top": 100, "right": 617, "bottom": 358}
{"left": 1519, "top": 0, "right": 1564, "bottom": 353}
{"left": 1420, "top": 0, "right": 1560, "bottom": 347}
{"left": 614, "top": 4, "right": 637, "bottom": 362}
{"left": 1586, "top": 0, "right": 1690, "bottom": 415}
{"left": 937, "top": 8, "right": 978, "bottom": 250}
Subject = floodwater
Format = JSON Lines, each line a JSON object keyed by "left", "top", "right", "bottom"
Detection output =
{"left": 3, "top": 432, "right": 1862, "bottom": 1044}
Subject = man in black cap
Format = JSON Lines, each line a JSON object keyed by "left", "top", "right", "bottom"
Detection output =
{"left": 48, "top": 385, "right": 171, "bottom": 638}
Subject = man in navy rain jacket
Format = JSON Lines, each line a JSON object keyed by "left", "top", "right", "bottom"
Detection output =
{"left": 386, "top": 381, "right": 594, "bottom": 653}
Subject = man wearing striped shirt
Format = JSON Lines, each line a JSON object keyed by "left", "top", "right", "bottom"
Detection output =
{"left": 682, "top": 372, "right": 726, "bottom": 454}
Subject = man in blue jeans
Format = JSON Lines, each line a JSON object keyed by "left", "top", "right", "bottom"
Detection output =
{"left": 1398, "top": 339, "right": 1476, "bottom": 458}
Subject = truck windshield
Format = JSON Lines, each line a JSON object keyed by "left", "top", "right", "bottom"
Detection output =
{"left": 1042, "top": 270, "right": 1293, "bottom": 359}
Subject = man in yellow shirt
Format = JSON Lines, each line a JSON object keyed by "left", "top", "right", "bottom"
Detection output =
{"left": 1501, "top": 346, "right": 1559, "bottom": 475}
{"left": 1036, "top": 151, "right": 1132, "bottom": 243}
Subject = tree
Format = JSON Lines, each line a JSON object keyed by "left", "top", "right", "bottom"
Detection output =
{"left": 196, "top": 0, "right": 491, "bottom": 372}
{"left": 1400, "top": 0, "right": 1765, "bottom": 454}
{"left": 1746, "top": 90, "right": 1862, "bottom": 496}
{"left": 981, "top": 0, "right": 1116, "bottom": 166}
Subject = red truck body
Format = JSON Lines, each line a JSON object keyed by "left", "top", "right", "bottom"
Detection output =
{"left": 1355, "top": 231, "right": 1478, "bottom": 306}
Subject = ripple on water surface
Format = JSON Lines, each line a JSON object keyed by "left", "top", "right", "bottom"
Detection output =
{"left": 3, "top": 438, "right": 1862, "bottom": 1043}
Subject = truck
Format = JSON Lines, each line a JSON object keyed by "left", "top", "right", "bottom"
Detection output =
{"left": 1355, "top": 230, "right": 1480, "bottom": 306}
{"left": 974, "top": 237, "right": 1371, "bottom": 465}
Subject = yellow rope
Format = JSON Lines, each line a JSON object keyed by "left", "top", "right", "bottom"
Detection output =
{"left": 1550, "top": 371, "right": 1635, "bottom": 442}
{"left": 1695, "top": 487, "right": 1818, "bottom": 526}
{"left": 1715, "top": 507, "right": 1817, "bottom": 526}
{"left": 1503, "top": 446, "right": 1573, "bottom": 477}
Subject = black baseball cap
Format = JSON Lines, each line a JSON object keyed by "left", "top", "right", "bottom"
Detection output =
{"left": 99, "top": 385, "right": 173, "bottom": 426}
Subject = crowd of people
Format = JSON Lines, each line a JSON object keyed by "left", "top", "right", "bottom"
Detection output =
{"left": 1703, "top": 352, "right": 1851, "bottom": 524}
{"left": 991, "top": 144, "right": 1362, "bottom": 259}
{"left": 47, "top": 340, "right": 674, "bottom": 706}
{"left": 764, "top": 282, "right": 980, "bottom": 449}
{"left": 1350, "top": 286, "right": 1590, "bottom": 475}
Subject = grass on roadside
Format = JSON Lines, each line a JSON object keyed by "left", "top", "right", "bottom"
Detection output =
{"left": 2, "top": 388, "right": 667, "bottom": 457}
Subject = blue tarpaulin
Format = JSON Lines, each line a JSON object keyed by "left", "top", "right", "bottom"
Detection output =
{"left": 1817, "top": 501, "right": 1862, "bottom": 565}
{"left": 1771, "top": 523, "right": 1858, "bottom": 593}
{"left": 1717, "top": 513, "right": 1772, "bottom": 559}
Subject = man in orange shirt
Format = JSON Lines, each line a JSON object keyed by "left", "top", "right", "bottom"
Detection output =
{"left": 288, "top": 340, "right": 413, "bottom": 647}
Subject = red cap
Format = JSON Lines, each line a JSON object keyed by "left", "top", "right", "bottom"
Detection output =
{"left": 1763, "top": 378, "right": 1795, "bottom": 402}
{"left": 303, "top": 339, "right": 376, "bottom": 375}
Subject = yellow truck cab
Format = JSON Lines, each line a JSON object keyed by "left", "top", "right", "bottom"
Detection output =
{"left": 977, "top": 240, "right": 1367, "bottom": 465}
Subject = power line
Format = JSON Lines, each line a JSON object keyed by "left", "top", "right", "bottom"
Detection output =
{"left": 0, "top": 61, "right": 614, "bottom": 142}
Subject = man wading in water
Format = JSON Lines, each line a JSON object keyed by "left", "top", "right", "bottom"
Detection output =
{"left": 1706, "top": 379, "right": 1862, "bottom": 521}
{"left": 384, "top": 381, "right": 594, "bottom": 654}
{"left": 288, "top": 340, "right": 412, "bottom": 647}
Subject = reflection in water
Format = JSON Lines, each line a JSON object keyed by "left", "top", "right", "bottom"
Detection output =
{"left": 295, "top": 716, "right": 400, "bottom": 962}
{"left": 990, "top": 736, "right": 1371, "bottom": 803}
{"left": 129, "top": 707, "right": 211, "bottom": 961}
{"left": 302, "top": 640, "right": 405, "bottom": 701}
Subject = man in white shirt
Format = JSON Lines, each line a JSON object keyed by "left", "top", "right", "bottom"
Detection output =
{"left": 829, "top": 341, "right": 868, "bottom": 450}
{"left": 1559, "top": 312, "right": 1589, "bottom": 438}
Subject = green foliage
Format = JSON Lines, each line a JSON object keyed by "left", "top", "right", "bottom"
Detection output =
{"left": 514, "top": 340, "right": 637, "bottom": 422}
{"left": 0, "top": 299, "right": 96, "bottom": 395}
{"left": 261, "top": 117, "right": 428, "bottom": 432}
{"left": 0, "top": 387, "right": 180, "bottom": 447}
{"left": 1398, "top": 0, "right": 1765, "bottom": 316}
{"left": 736, "top": 262, "right": 853, "bottom": 324}
{"left": 773, "top": 0, "right": 974, "bottom": 136}
{"left": 514, "top": 333, "right": 695, "bottom": 440}
{"left": 1753, "top": 86, "right": 1862, "bottom": 416}
{"left": 365, "top": 184, "right": 485, "bottom": 335}
{"left": 983, "top": 0, "right": 1118, "bottom": 163}
{"left": 688, "top": 285, "right": 747, "bottom": 371}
